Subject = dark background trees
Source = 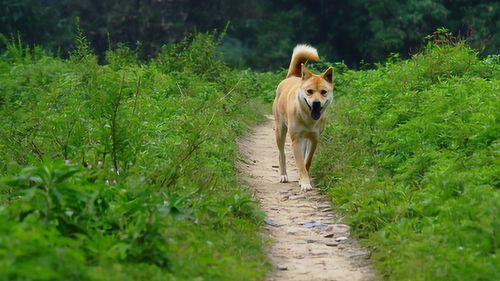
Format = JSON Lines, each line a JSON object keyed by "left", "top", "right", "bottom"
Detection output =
{"left": 1, "top": 0, "right": 498, "bottom": 69}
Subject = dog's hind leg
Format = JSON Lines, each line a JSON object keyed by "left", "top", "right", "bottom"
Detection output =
{"left": 275, "top": 122, "right": 288, "bottom": 183}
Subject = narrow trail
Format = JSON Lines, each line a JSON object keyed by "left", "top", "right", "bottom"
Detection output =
{"left": 239, "top": 115, "right": 374, "bottom": 281}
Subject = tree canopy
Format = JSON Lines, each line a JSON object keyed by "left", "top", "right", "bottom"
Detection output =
{"left": 1, "top": 0, "right": 498, "bottom": 69}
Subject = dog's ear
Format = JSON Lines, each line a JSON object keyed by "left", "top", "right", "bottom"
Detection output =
{"left": 322, "top": 67, "right": 334, "bottom": 83}
{"left": 301, "top": 63, "right": 313, "bottom": 80}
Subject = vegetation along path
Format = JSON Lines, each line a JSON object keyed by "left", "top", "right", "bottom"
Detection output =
{"left": 239, "top": 115, "right": 374, "bottom": 281}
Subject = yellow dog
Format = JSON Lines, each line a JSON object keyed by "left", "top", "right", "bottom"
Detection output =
{"left": 272, "top": 45, "right": 334, "bottom": 191}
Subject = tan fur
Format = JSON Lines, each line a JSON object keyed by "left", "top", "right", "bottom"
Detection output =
{"left": 286, "top": 44, "right": 320, "bottom": 78}
{"left": 272, "top": 45, "right": 334, "bottom": 191}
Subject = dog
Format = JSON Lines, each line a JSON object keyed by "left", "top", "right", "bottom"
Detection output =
{"left": 272, "top": 44, "right": 334, "bottom": 191}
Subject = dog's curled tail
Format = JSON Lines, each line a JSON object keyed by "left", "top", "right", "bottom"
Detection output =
{"left": 286, "top": 44, "right": 319, "bottom": 78}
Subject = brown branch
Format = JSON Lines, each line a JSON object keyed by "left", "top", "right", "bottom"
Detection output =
{"left": 111, "top": 74, "right": 125, "bottom": 172}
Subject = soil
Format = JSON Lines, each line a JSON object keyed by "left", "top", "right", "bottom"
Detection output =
{"left": 239, "top": 115, "right": 375, "bottom": 281}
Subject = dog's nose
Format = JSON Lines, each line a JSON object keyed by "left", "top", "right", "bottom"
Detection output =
{"left": 310, "top": 100, "right": 322, "bottom": 120}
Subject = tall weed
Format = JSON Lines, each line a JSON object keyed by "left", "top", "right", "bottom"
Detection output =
{"left": 314, "top": 34, "right": 499, "bottom": 280}
{"left": 0, "top": 32, "right": 274, "bottom": 280}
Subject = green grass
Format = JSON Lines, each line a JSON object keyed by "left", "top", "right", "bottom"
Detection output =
{"left": 0, "top": 32, "right": 278, "bottom": 280}
{"left": 313, "top": 33, "right": 499, "bottom": 280}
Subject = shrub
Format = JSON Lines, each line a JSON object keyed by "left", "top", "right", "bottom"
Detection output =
{"left": 0, "top": 32, "right": 275, "bottom": 281}
{"left": 314, "top": 35, "right": 499, "bottom": 280}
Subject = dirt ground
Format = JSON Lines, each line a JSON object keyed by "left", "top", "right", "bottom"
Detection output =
{"left": 239, "top": 115, "right": 375, "bottom": 281}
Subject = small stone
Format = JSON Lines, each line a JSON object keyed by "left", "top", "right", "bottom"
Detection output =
{"left": 326, "top": 224, "right": 350, "bottom": 234}
{"left": 306, "top": 239, "right": 316, "bottom": 243}
{"left": 348, "top": 252, "right": 368, "bottom": 258}
{"left": 264, "top": 219, "right": 285, "bottom": 227}
{"left": 303, "top": 221, "right": 329, "bottom": 228}
{"left": 335, "top": 236, "right": 348, "bottom": 242}
{"left": 272, "top": 165, "right": 279, "bottom": 168}
{"left": 309, "top": 250, "right": 328, "bottom": 256}
{"left": 326, "top": 242, "right": 339, "bottom": 247}
{"left": 317, "top": 203, "right": 330, "bottom": 210}
{"left": 309, "top": 212, "right": 326, "bottom": 217}
{"left": 324, "top": 233, "right": 334, "bottom": 238}
{"left": 290, "top": 195, "right": 306, "bottom": 200}
{"left": 276, "top": 264, "right": 288, "bottom": 270}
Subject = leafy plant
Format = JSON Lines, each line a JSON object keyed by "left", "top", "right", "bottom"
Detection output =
{"left": 314, "top": 35, "right": 499, "bottom": 280}
{"left": 0, "top": 32, "right": 275, "bottom": 281}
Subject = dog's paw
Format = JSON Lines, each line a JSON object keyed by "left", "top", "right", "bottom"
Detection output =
{"left": 279, "top": 175, "right": 289, "bottom": 183}
{"left": 300, "top": 182, "right": 313, "bottom": 191}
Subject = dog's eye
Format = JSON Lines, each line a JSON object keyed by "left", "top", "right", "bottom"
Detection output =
{"left": 321, "top": 90, "right": 327, "bottom": 95}
{"left": 306, "top": 89, "right": 313, "bottom": 95}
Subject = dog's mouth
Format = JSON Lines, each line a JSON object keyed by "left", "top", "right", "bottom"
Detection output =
{"left": 304, "top": 98, "right": 322, "bottom": 120}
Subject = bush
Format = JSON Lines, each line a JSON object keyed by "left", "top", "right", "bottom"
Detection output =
{"left": 0, "top": 32, "right": 276, "bottom": 280}
{"left": 314, "top": 34, "right": 499, "bottom": 280}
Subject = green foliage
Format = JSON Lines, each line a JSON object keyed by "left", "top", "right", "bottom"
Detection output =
{"left": 314, "top": 36, "right": 499, "bottom": 280}
{"left": 0, "top": 0, "right": 76, "bottom": 55}
{"left": 2, "top": 0, "right": 499, "bottom": 69}
{"left": 0, "top": 33, "right": 275, "bottom": 280}
{"left": 228, "top": 0, "right": 500, "bottom": 69}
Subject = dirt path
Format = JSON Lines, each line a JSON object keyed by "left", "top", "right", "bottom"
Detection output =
{"left": 239, "top": 115, "right": 374, "bottom": 281}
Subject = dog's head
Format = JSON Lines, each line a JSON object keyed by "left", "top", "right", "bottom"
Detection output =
{"left": 298, "top": 64, "right": 334, "bottom": 120}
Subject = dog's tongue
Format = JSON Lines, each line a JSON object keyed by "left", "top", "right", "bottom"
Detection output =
{"left": 311, "top": 102, "right": 322, "bottom": 120}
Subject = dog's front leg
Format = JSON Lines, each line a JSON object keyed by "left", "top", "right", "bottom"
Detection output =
{"left": 305, "top": 135, "right": 319, "bottom": 172}
{"left": 291, "top": 134, "right": 313, "bottom": 191}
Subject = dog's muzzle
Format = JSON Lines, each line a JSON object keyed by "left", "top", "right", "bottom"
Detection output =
{"left": 304, "top": 98, "right": 322, "bottom": 120}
